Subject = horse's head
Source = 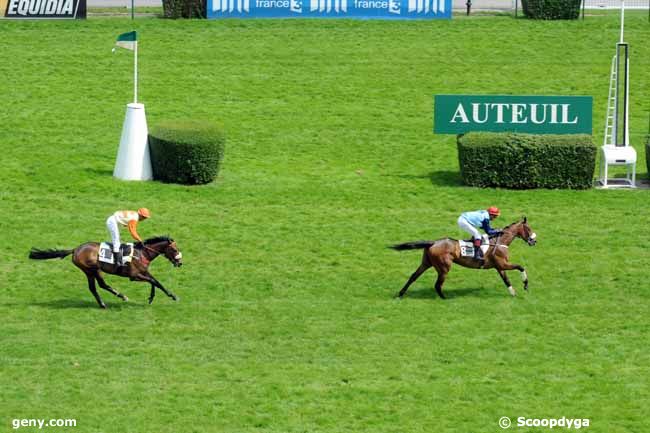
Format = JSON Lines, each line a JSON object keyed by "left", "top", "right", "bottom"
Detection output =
{"left": 142, "top": 236, "right": 183, "bottom": 267}
{"left": 517, "top": 217, "right": 537, "bottom": 246}
{"left": 163, "top": 240, "right": 183, "bottom": 267}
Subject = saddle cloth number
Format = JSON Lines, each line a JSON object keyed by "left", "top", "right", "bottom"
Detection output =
{"left": 99, "top": 242, "right": 134, "bottom": 264}
{"left": 459, "top": 239, "right": 489, "bottom": 257}
{"left": 460, "top": 244, "right": 475, "bottom": 257}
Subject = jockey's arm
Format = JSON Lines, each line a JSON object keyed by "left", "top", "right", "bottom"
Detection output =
{"left": 481, "top": 219, "right": 500, "bottom": 236}
{"left": 127, "top": 220, "right": 143, "bottom": 242}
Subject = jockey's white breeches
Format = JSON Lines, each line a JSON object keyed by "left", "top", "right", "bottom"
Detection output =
{"left": 457, "top": 216, "right": 481, "bottom": 240}
{"left": 106, "top": 216, "right": 121, "bottom": 252}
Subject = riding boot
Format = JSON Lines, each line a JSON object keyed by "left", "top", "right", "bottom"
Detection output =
{"left": 473, "top": 239, "right": 483, "bottom": 260}
{"left": 114, "top": 251, "right": 123, "bottom": 267}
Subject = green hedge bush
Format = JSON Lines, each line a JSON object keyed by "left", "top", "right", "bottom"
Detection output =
{"left": 457, "top": 132, "right": 595, "bottom": 189}
{"left": 646, "top": 133, "right": 650, "bottom": 179}
{"left": 162, "top": 0, "right": 205, "bottom": 18}
{"left": 521, "top": 0, "right": 581, "bottom": 19}
{"left": 149, "top": 120, "right": 225, "bottom": 185}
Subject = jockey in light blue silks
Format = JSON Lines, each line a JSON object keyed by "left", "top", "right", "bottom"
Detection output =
{"left": 457, "top": 206, "right": 501, "bottom": 260}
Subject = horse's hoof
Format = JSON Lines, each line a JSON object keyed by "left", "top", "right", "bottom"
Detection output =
{"left": 122, "top": 296, "right": 129, "bottom": 302}
{"left": 100, "top": 304, "right": 107, "bottom": 309}
{"left": 173, "top": 296, "right": 180, "bottom": 302}
{"left": 508, "top": 286, "right": 517, "bottom": 297}
{"left": 148, "top": 298, "right": 154, "bottom": 305}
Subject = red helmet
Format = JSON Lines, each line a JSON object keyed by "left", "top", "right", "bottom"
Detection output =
{"left": 138, "top": 208, "right": 151, "bottom": 218}
{"left": 487, "top": 206, "right": 500, "bottom": 216}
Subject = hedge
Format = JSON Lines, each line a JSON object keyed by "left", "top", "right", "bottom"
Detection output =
{"left": 646, "top": 133, "right": 650, "bottom": 179}
{"left": 149, "top": 120, "right": 225, "bottom": 185}
{"left": 457, "top": 132, "right": 595, "bottom": 189}
{"left": 162, "top": 0, "right": 205, "bottom": 18}
{"left": 521, "top": 0, "right": 581, "bottom": 19}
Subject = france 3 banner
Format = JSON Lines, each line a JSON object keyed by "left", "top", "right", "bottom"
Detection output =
{"left": 207, "top": 0, "right": 451, "bottom": 19}
{"left": 1, "top": 0, "right": 86, "bottom": 18}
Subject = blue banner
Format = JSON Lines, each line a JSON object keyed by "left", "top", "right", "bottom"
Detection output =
{"left": 207, "top": 0, "right": 451, "bottom": 19}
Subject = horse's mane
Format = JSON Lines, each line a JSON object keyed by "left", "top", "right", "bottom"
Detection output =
{"left": 136, "top": 235, "right": 174, "bottom": 248}
{"left": 501, "top": 220, "right": 523, "bottom": 235}
{"left": 489, "top": 220, "right": 523, "bottom": 238}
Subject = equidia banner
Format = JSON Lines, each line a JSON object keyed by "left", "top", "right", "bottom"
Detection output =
{"left": 1, "top": 0, "right": 86, "bottom": 18}
{"left": 207, "top": 0, "right": 451, "bottom": 19}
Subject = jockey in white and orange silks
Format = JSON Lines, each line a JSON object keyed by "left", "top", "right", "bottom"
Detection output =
{"left": 106, "top": 208, "right": 150, "bottom": 264}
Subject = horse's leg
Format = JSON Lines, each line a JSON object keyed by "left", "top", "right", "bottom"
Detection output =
{"left": 433, "top": 268, "right": 450, "bottom": 299}
{"left": 521, "top": 267, "right": 529, "bottom": 291}
{"left": 135, "top": 273, "right": 178, "bottom": 302}
{"left": 496, "top": 269, "right": 516, "bottom": 297}
{"left": 95, "top": 271, "right": 128, "bottom": 302}
{"left": 85, "top": 274, "right": 106, "bottom": 309}
{"left": 149, "top": 284, "right": 156, "bottom": 305}
{"left": 396, "top": 251, "right": 431, "bottom": 298}
{"left": 497, "top": 262, "right": 527, "bottom": 294}
{"left": 431, "top": 253, "right": 452, "bottom": 299}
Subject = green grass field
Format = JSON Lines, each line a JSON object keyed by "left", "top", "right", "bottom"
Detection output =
{"left": 1, "top": 13, "right": 649, "bottom": 433}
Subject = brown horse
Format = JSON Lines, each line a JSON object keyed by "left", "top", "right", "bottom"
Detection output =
{"left": 391, "top": 218, "right": 536, "bottom": 299}
{"left": 29, "top": 236, "right": 183, "bottom": 308}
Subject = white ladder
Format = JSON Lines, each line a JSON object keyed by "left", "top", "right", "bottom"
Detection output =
{"left": 603, "top": 55, "right": 617, "bottom": 146}
{"left": 597, "top": 0, "right": 636, "bottom": 188}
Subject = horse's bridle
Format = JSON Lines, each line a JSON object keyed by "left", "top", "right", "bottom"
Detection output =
{"left": 138, "top": 242, "right": 182, "bottom": 266}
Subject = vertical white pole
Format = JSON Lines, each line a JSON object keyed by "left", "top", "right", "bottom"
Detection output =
{"left": 134, "top": 41, "right": 138, "bottom": 104}
{"left": 620, "top": 0, "right": 625, "bottom": 43}
{"left": 625, "top": 56, "right": 629, "bottom": 147}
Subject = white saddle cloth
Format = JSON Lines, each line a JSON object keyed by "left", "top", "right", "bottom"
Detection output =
{"left": 99, "top": 242, "right": 134, "bottom": 265}
{"left": 458, "top": 237, "right": 489, "bottom": 258}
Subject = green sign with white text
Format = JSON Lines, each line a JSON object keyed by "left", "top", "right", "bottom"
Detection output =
{"left": 434, "top": 95, "right": 592, "bottom": 134}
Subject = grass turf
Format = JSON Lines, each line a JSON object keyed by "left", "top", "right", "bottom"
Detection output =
{"left": 1, "top": 13, "right": 649, "bottom": 433}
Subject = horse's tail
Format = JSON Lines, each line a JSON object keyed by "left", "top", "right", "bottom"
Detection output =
{"left": 29, "top": 248, "right": 74, "bottom": 260}
{"left": 389, "top": 240, "right": 435, "bottom": 251}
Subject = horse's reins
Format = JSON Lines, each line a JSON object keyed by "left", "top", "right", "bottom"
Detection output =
{"left": 136, "top": 244, "right": 160, "bottom": 266}
{"left": 489, "top": 233, "right": 510, "bottom": 257}
{"left": 138, "top": 243, "right": 178, "bottom": 264}
{"left": 141, "top": 245, "right": 158, "bottom": 254}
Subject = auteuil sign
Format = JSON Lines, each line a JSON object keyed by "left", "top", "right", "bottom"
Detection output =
{"left": 434, "top": 95, "right": 592, "bottom": 134}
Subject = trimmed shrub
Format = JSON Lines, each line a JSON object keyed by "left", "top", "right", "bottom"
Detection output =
{"left": 646, "top": 132, "right": 650, "bottom": 179}
{"left": 162, "top": 0, "right": 205, "bottom": 18}
{"left": 149, "top": 120, "right": 225, "bottom": 185}
{"left": 457, "top": 132, "right": 595, "bottom": 189}
{"left": 521, "top": 0, "right": 581, "bottom": 19}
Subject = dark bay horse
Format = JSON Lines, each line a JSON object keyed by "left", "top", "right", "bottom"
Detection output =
{"left": 391, "top": 218, "right": 536, "bottom": 299}
{"left": 29, "top": 236, "right": 183, "bottom": 308}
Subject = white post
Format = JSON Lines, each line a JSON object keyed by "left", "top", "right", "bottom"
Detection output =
{"left": 134, "top": 41, "right": 138, "bottom": 104}
{"left": 113, "top": 103, "right": 152, "bottom": 181}
{"left": 625, "top": 56, "right": 630, "bottom": 147}
{"left": 620, "top": 0, "right": 625, "bottom": 43}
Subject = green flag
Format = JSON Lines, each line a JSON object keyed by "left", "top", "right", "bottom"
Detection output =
{"left": 112, "top": 31, "right": 139, "bottom": 103}
{"left": 113, "top": 31, "right": 137, "bottom": 52}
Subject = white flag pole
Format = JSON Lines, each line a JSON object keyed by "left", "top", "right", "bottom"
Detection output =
{"left": 134, "top": 39, "right": 138, "bottom": 103}
{"left": 620, "top": 0, "right": 625, "bottom": 43}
